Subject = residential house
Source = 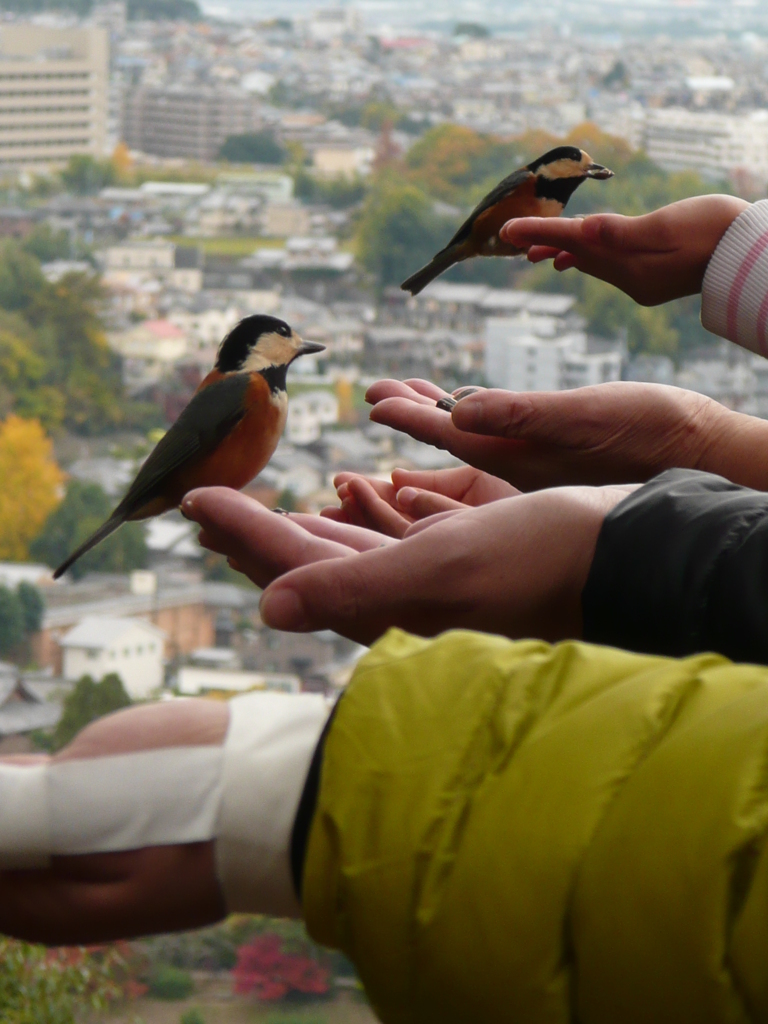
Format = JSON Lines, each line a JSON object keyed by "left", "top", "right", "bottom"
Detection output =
{"left": 60, "top": 615, "right": 166, "bottom": 700}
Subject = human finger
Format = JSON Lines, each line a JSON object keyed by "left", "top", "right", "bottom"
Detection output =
{"left": 526, "top": 245, "right": 564, "bottom": 263}
{"left": 402, "top": 379, "right": 451, "bottom": 401}
{"left": 451, "top": 385, "right": 622, "bottom": 445}
{"left": 365, "top": 379, "right": 438, "bottom": 407}
{"left": 182, "top": 488, "right": 353, "bottom": 588}
{"left": 369, "top": 396, "right": 516, "bottom": 469}
{"left": 345, "top": 477, "right": 413, "bottom": 538}
{"left": 501, "top": 215, "right": 590, "bottom": 250}
{"left": 554, "top": 252, "right": 578, "bottom": 271}
{"left": 285, "top": 511, "right": 399, "bottom": 552}
{"left": 395, "top": 486, "right": 469, "bottom": 518}
{"left": 336, "top": 474, "right": 398, "bottom": 506}
{"left": 257, "top": 515, "right": 477, "bottom": 643}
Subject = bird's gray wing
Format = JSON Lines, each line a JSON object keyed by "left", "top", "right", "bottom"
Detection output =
{"left": 116, "top": 373, "right": 251, "bottom": 516}
{"left": 443, "top": 167, "right": 533, "bottom": 250}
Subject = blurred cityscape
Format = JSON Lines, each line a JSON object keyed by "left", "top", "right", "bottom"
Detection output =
{"left": 0, "top": 0, "right": 765, "bottom": 1019}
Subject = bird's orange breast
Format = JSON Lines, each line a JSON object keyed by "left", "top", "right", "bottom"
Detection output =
{"left": 167, "top": 373, "right": 287, "bottom": 500}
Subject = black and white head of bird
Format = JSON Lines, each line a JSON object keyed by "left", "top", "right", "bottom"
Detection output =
{"left": 215, "top": 315, "right": 325, "bottom": 376}
{"left": 527, "top": 145, "right": 614, "bottom": 206}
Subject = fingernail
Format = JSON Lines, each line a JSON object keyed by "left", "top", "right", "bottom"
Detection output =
{"left": 260, "top": 588, "right": 309, "bottom": 630}
{"left": 272, "top": 507, "right": 290, "bottom": 516}
{"left": 180, "top": 497, "right": 195, "bottom": 519}
{"left": 452, "top": 393, "right": 482, "bottom": 428}
{"left": 395, "top": 486, "right": 419, "bottom": 509}
{"left": 436, "top": 397, "right": 456, "bottom": 412}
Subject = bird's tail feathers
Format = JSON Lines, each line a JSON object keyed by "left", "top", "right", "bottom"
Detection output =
{"left": 400, "top": 246, "right": 465, "bottom": 296}
{"left": 53, "top": 517, "right": 124, "bottom": 580}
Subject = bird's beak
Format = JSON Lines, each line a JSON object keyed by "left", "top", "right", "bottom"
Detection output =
{"left": 294, "top": 339, "right": 326, "bottom": 359}
{"left": 586, "top": 163, "right": 614, "bottom": 179}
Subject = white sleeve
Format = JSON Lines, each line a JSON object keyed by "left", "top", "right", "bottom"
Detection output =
{"left": 701, "top": 199, "right": 768, "bottom": 356}
{"left": 215, "top": 691, "right": 330, "bottom": 918}
{"left": 0, "top": 691, "right": 331, "bottom": 920}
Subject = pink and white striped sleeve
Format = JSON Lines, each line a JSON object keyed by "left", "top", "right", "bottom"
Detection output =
{"left": 701, "top": 199, "right": 768, "bottom": 357}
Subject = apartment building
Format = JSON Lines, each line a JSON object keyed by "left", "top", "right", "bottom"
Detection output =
{"left": 643, "top": 108, "right": 768, "bottom": 185}
{"left": 484, "top": 315, "right": 623, "bottom": 393}
{"left": 122, "top": 86, "right": 260, "bottom": 161}
{"left": 0, "top": 23, "right": 108, "bottom": 169}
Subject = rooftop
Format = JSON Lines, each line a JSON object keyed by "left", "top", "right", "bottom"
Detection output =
{"left": 61, "top": 615, "right": 166, "bottom": 650}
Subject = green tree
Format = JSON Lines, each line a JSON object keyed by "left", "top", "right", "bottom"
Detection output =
{"left": 30, "top": 480, "right": 148, "bottom": 579}
{"left": 0, "top": 240, "right": 48, "bottom": 313}
{"left": 0, "top": 243, "right": 131, "bottom": 434}
{"left": 357, "top": 180, "right": 453, "bottom": 290}
{"left": 61, "top": 155, "right": 115, "bottom": 196}
{"left": 22, "top": 223, "right": 71, "bottom": 263}
{"left": 219, "top": 131, "right": 285, "bottom": 165}
{"left": 127, "top": 0, "right": 201, "bottom": 18}
{"left": 17, "top": 581, "right": 43, "bottom": 635}
{"left": 454, "top": 21, "right": 490, "bottom": 36}
{"left": 0, "top": 585, "right": 25, "bottom": 658}
{"left": 49, "top": 673, "right": 131, "bottom": 752}
{"left": 0, "top": 938, "right": 128, "bottom": 1024}
{"left": 0, "top": 582, "right": 44, "bottom": 663}
{"left": 294, "top": 169, "right": 366, "bottom": 208}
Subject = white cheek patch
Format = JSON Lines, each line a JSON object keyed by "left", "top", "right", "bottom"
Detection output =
{"left": 0, "top": 693, "right": 329, "bottom": 919}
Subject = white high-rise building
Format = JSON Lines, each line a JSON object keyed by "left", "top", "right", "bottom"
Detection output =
{"left": 484, "top": 314, "right": 623, "bottom": 393}
{"left": 0, "top": 23, "right": 108, "bottom": 170}
{"left": 643, "top": 108, "right": 768, "bottom": 185}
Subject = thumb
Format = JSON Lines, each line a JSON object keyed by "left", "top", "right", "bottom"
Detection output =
{"left": 451, "top": 386, "right": 615, "bottom": 447}
{"left": 259, "top": 550, "right": 402, "bottom": 646}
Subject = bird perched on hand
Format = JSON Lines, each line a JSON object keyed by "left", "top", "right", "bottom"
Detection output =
{"left": 53, "top": 315, "right": 324, "bottom": 579}
{"left": 400, "top": 145, "right": 614, "bottom": 296}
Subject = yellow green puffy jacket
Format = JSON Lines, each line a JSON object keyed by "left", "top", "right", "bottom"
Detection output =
{"left": 302, "top": 628, "right": 768, "bottom": 1024}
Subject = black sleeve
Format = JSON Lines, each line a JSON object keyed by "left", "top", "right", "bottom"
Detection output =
{"left": 582, "top": 468, "right": 768, "bottom": 664}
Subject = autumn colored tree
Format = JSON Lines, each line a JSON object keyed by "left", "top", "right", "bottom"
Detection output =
{"left": 405, "top": 123, "right": 519, "bottom": 203}
{"left": 0, "top": 415, "right": 63, "bottom": 561}
{"left": 111, "top": 140, "right": 134, "bottom": 181}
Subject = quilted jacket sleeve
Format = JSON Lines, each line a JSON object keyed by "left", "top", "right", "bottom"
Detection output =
{"left": 301, "top": 627, "right": 768, "bottom": 1024}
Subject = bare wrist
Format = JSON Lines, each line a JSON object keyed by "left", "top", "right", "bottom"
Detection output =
{"left": 695, "top": 404, "right": 768, "bottom": 490}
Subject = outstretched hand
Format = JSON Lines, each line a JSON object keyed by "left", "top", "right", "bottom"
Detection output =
{"left": 365, "top": 378, "right": 731, "bottom": 491}
{"left": 182, "top": 484, "right": 634, "bottom": 647}
{"left": 320, "top": 466, "right": 518, "bottom": 538}
{"left": 501, "top": 195, "right": 748, "bottom": 305}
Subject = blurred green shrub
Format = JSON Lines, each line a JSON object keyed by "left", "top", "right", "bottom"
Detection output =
{"left": 148, "top": 964, "right": 194, "bottom": 1000}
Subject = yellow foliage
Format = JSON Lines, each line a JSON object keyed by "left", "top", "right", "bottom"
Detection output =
{"left": 0, "top": 416, "right": 63, "bottom": 561}
{"left": 335, "top": 376, "right": 355, "bottom": 423}
{"left": 111, "top": 141, "right": 133, "bottom": 180}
